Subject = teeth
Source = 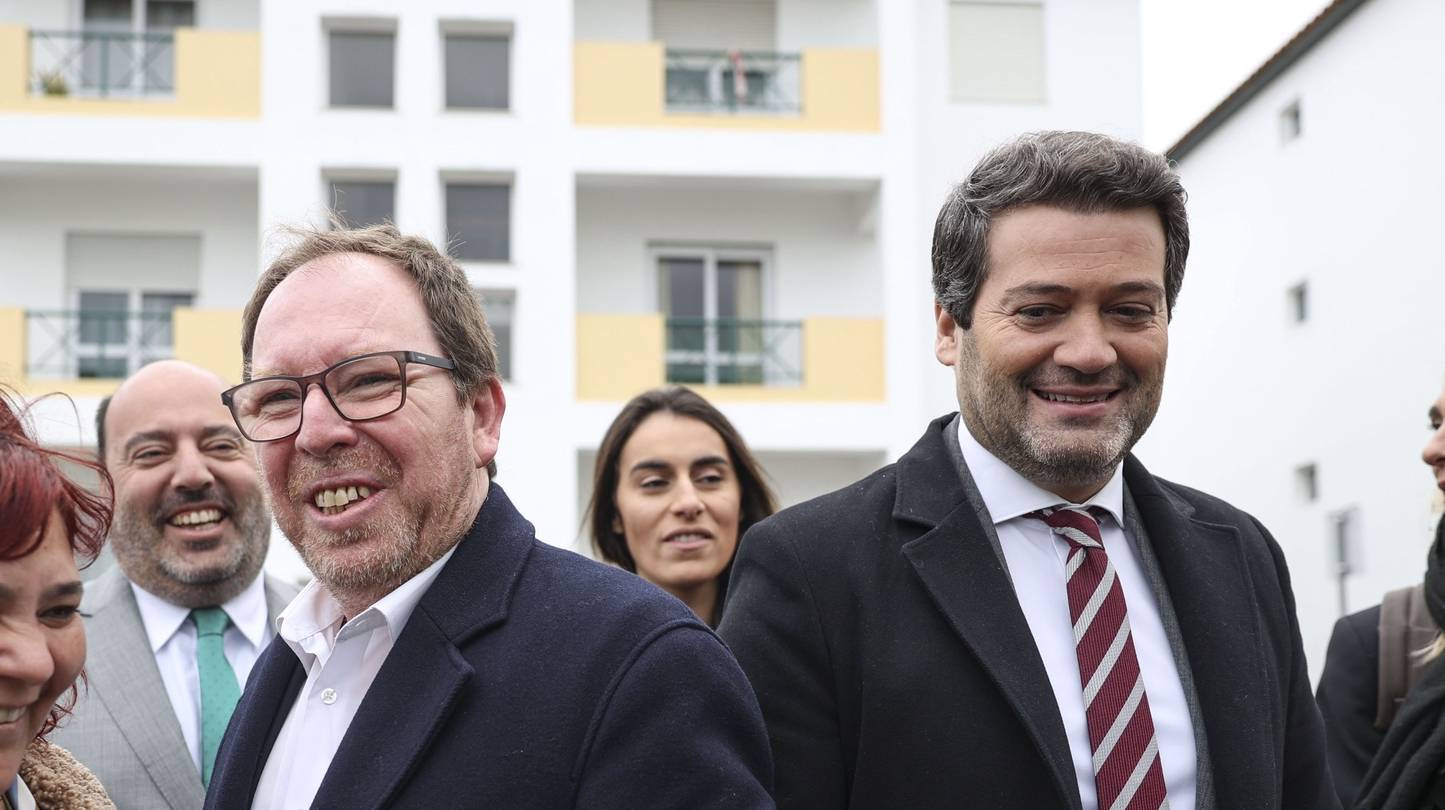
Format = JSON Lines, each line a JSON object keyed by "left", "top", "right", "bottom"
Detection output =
{"left": 313, "top": 485, "right": 373, "bottom": 511}
{"left": 668, "top": 533, "right": 707, "bottom": 543}
{"left": 1040, "top": 392, "right": 1108, "bottom": 404}
{"left": 0, "top": 706, "right": 26, "bottom": 723}
{"left": 169, "top": 508, "right": 223, "bottom": 527}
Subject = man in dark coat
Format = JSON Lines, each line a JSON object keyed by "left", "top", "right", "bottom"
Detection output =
{"left": 719, "top": 131, "right": 1337, "bottom": 810}
{"left": 205, "top": 224, "right": 772, "bottom": 809}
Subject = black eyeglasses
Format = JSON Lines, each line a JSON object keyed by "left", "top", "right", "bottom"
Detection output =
{"left": 221, "top": 350, "right": 457, "bottom": 442}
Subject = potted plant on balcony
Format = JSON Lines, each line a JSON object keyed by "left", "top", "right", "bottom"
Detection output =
{"left": 37, "top": 70, "right": 69, "bottom": 97}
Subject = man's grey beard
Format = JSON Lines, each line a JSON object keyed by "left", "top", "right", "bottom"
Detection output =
{"left": 109, "top": 494, "right": 270, "bottom": 609}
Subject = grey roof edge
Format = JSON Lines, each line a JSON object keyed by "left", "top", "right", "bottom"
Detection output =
{"left": 1166, "top": 0, "right": 1372, "bottom": 163}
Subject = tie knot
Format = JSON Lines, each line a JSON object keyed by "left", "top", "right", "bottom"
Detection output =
{"left": 192, "top": 607, "right": 230, "bottom": 638}
{"left": 1027, "top": 506, "right": 1106, "bottom": 549}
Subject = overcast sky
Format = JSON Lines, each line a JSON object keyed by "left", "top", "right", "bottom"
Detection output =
{"left": 1140, "top": 0, "right": 1332, "bottom": 151}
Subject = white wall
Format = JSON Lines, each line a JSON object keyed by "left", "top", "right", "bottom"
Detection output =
{"left": 1140, "top": 0, "right": 1445, "bottom": 678}
{"left": 0, "top": 2, "right": 69, "bottom": 28}
{"left": 0, "top": 173, "right": 259, "bottom": 310}
{"left": 776, "top": 0, "right": 875, "bottom": 49}
{"left": 200, "top": 0, "right": 260, "bottom": 30}
{"left": 574, "top": 0, "right": 650, "bottom": 41}
{"left": 576, "top": 183, "right": 881, "bottom": 318}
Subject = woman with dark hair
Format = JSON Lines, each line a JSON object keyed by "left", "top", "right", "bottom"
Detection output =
{"left": 588, "top": 386, "right": 776, "bottom": 626}
{"left": 0, "top": 390, "right": 115, "bottom": 809}
{"left": 1318, "top": 383, "right": 1445, "bottom": 809}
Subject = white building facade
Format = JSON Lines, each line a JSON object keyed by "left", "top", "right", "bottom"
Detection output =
{"left": 1146, "top": 0, "right": 1445, "bottom": 677}
{"left": 0, "top": 0, "right": 1142, "bottom": 579}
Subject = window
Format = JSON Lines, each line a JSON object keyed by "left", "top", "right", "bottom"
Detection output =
{"left": 1280, "top": 99, "right": 1302, "bottom": 142}
{"left": 475, "top": 289, "right": 515, "bottom": 381}
{"left": 1294, "top": 463, "right": 1318, "bottom": 503}
{"left": 329, "top": 26, "right": 395, "bottom": 108}
{"left": 77, "top": 0, "right": 192, "bottom": 95}
{"left": 444, "top": 33, "right": 509, "bottom": 110}
{"left": 1288, "top": 281, "right": 1308, "bottom": 323}
{"left": 75, "top": 289, "right": 194, "bottom": 378}
{"left": 446, "top": 182, "right": 510, "bottom": 262}
{"left": 949, "top": 1, "right": 1045, "bottom": 103}
{"left": 655, "top": 246, "right": 799, "bottom": 386}
{"left": 328, "top": 178, "right": 396, "bottom": 229}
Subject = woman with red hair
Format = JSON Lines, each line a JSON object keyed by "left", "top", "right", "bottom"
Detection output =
{"left": 0, "top": 389, "right": 115, "bottom": 808}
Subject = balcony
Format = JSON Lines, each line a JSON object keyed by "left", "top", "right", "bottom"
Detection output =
{"left": 0, "top": 307, "right": 243, "bottom": 396}
{"left": 574, "top": 42, "right": 879, "bottom": 132}
{"left": 0, "top": 25, "right": 260, "bottom": 118}
{"left": 576, "top": 314, "right": 883, "bottom": 403}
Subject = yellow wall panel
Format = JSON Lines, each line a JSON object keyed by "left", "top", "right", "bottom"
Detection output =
{"left": 574, "top": 42, "right": 880, "bottom": 133}
{"left": 0, "top": 28, "right": 260, "bottom": 118}
{"left": 576, "top": 313, "right": 666, "bottom": 401}
{"left": 173, "top": 308, "right": 244, "bottom": 384}
{"left": 0, "top": 308, "right": 25, "bottom": 387}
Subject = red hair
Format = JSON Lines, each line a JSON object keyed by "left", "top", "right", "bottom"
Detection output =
{"left": 0, "top": 388, "right": 113, "bottom": 736}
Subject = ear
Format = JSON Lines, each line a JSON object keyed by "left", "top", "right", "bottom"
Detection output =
{"left": 611, "top": 514, "right": 623, "bottom": 536}
{"left": 468, "top": 377, "right": 506, "bottom": 470}
{"left": 934, "top": 303, "right": 962, "bottom": 368}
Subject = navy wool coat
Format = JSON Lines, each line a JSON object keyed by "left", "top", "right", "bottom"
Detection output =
{"left": 204, "top": 484, "right": 774, "bottom": 809}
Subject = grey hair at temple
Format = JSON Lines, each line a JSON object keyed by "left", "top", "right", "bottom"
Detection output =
{"left": 931, "top": 130, "right": 1190, "bottom": 329}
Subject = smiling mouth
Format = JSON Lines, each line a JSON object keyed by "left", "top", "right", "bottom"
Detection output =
{"left": 0, "top": 705, "right": 27, "bottom": 724}
{"left": 1034, "top": 390, "right": 1117, "bottom": 404}
{"left": 167, "top": 508, "right": 225, "bottom": 529}
{"left": 664, "top": 531, "right": 713, "bottom": 544}
{"left": 313, "top": 485, "right": 374, "bottom": 516}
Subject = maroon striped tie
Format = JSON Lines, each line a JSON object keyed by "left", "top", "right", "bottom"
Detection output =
{"left": 1029, "top": 506, "right": 1170, "bottom": 810}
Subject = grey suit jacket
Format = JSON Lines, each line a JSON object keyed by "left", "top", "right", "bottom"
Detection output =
{"left": 51, "top": 567, "right": 298, "bottom": 810}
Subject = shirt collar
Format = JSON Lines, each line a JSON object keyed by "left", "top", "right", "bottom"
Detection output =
{"left": 274, "top": 542, "right": 459, "bottom": 662}
{"left": 130, "top": 573, "right": 271, "bottom": 653}
{"left": 956, "top": 419, "right": 1125, "bottom": 528}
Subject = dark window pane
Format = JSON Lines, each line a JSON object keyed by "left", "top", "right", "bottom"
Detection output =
{"left": 79, "top": 356, "right": 130, "bottom": 379}
{"left": 329, "top": 180, "right": 395, "bottom": 229}
{"left": 330, "top": 30, "right": 395, "bottom": 108}
{"left": 446, "top": 184, "right": 510, "bottom": 262}
{"left": 475, "top": 289, "right": 514, "bottom": 381}
{"left": 659, "top": 257, "right": 705, "bottom": 319}
{"left": 139, "top": 291, "right": 193, "bottom": 356}
{"left": 445, "top": 34, "right": 509, "bottom": 110}
{"left": 78, "top": 291, "right": 129, "bottom": 346}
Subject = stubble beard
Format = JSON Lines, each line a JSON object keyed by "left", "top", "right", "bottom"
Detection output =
{"left": 956, "top": 339, "right": 1162, "bottom": 498}
{"left": 109, "top": 489, "right": 270, "bottom": 609}
{"left": 278, "top": 430, "right": 477, "bottom": 607}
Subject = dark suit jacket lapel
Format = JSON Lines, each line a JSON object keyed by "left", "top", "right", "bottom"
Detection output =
{"left": 1125, "top": 457, "right": 1273, "bottom": 810}
{"left": 897, "top": 416, "right": 1081, "bottom": 810}
{"left": 206, "top": 635, "right": 305, "bottom": 809}
{"left": 311, "top": 484, "right": 535, "bottom": 810}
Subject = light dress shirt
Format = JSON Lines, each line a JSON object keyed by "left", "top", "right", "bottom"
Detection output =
{"left": 252, "top": 545, "right": 457, "bottom": 810}
{"left": 131, "top": 575, "right": 271, "bottom": 775}
{"left": 5, "top": 776, "right": 34, "bottom": 809}
{"left": 957, "top": 426, "right": 1197, "bottom": 810}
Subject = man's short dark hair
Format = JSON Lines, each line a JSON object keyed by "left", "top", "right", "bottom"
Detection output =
{"left": 932, "top": 130, "right": 1189, "bottom": 329}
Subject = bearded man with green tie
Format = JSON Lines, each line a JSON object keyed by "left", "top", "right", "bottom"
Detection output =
{"left": 50, "top": 361, "right": 297, "bottom": 809}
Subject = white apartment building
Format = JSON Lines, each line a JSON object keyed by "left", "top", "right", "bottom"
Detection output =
{"left": 0, "top": 0, "right": 1142, "bottom": 580}
{"left": 1142, "top": 0, "right": 1444, "bottom": 678}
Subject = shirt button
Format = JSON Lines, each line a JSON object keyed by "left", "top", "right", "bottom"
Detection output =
{"left": 321, "top": 688, "right": 338, "bottom": 705}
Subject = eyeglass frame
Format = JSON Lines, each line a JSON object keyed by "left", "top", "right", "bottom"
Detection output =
{"left": 220, "top": 349, "right": 458, "bottom": 443}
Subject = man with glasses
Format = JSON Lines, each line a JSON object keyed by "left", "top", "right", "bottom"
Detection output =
{"left": 203, "top": 224, "right": 772, "bottom": 810}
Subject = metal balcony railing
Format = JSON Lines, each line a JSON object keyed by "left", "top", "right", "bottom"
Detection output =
{"left": 663, "top": 49, "right": 801, "bottom": 114}
{"left": 28, "top": 29, "right": 177, "bottom": 98}
{"left": 26, "top": 310, "right": 179, "bottom": 379}
{"left": 665, "top": 318, "right": 803, "bottom": 386}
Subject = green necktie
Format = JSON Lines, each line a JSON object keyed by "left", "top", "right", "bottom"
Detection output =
{"left": 192, "top": 607, "right": 240, "bottom": 787}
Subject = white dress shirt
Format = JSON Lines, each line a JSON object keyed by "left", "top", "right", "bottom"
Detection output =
{"left": 957, "top": 426, "right": 1196, "bottom": 810}
{"left": 252, "top": 545, "right": 457, "bottom": 810}
{"left": 131, "top": 576, "right": 271, "bottom": 776}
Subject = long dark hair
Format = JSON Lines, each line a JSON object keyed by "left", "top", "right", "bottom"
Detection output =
{"left": 587, "top": 387, "right": 776, "bottom": 605}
